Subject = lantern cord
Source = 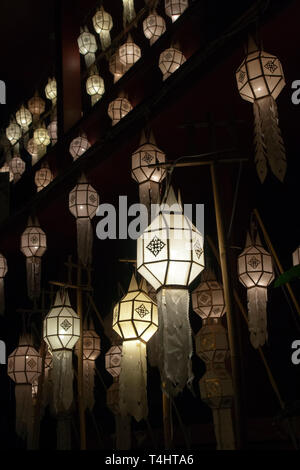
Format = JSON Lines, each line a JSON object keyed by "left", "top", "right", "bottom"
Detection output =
{"left": 170, "top": 396, "right": 191, "bottom": 450}
{"left": 227, "top": 161, "right": 243, "bottom": 241}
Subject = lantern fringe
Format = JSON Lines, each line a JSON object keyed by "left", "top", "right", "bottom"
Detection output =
{"left": 57, "top": 414, "right": 72, "bottom": 450}
{"left": 253, "top": 100, "right": 267, "bottom": 183}
{"left": 26, "top": 256, "right": 42, "bottom": 300}
{"left": 15, "top": 384, "right": 34, "bottom": 442}
{"left": 52, "top": 350, "right": 74, "bottom": 414}
{"left": 0, "top": 278, "right": 5, "bottom": 315}
{"left": 122, "top": 0, "right": 136, "bottom": 26}
{"left": 91, "top": 94, "right": 102, "bottom": 106}
{"left": 83, "top": 360, "right": 95, "bottom": 410}
{"left": 119, "top": 340, "right": 148, "bottom": 422}
{"left": 157, "top": 289, "right": 194, "bottom": 396}
{"left": 247, "top": 286, "right": 268, "bottom": 349}
{"left": 147, "top": 332, "right": 160, "bottom": 368}
{"left": 212, "top": 408, "right": 235, "bottom": 450}
{"left": 84, "top": 52, "right": 96, "bottom": 68}
{"left": 76, "top": 218, "right": 93, "bottom": 267}
{"left": 116, "top": 414, "right": 132, "bottom": 450}
{"left": 139, "top": 181, "right": 160, "bottom": 216}
{"left": 99, "top": 31, "right": 111, "bottom": 51}
{"left": 255, "top": 96, "right": 286, "bottom": 182}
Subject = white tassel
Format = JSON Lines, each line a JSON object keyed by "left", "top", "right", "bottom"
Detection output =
{"left": 52, "top": 350, "right": 74, "bottom": 414}
{"left": 138, "top": 181, "right": 160, "bottom": 215}
{"left": 0, "top": 279, "right": 5, "bottom": 315}
{"left": 76, "top": 218, "right": 93, "bottom": 267}
{"left": 26, "top": 257, "right": 42, "bottom": 300}
{"left": 122, "top": 0, "right": 136, "bottom": 26}
{"left": 157, "top": 289, "right": 193, "bottom": 396}
{"left": 212, "top": 408, "right": 235, "bottom": 450}
{"left": 119, "top": 340, "right": 147, "bottom": 422}
{"left": 84, "top": 53, "right": 96, "bottom": 68}
{"left": 15, "top": 384, "right": 34, "bottom": 441}
{"left": 247, "top": 286, "right": 268, "bottom": 348}
{"left": 99, "top": 31, "right": 111, "bottom": 51}
{"left": 253, "top": 101, "right": 267, "bottom": 183}
{"left": 83, "top": 360, "right": 95, "bottom": 410}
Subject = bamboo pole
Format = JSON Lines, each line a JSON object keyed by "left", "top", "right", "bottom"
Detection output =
{"left": 253, "top": 208, "right": 300, "bottom": 317}
{"left": 210, "top": 163, "right": 244, "bottom": 449}
{"left": 77, "top": 265, "right": 87, "bottom": 450}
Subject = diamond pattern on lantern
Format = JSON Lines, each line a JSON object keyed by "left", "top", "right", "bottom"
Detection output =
{"left": 147, "top": 236, "right": 165, "bottom": 257}
{"left": 264, "top": 59, "right": 278, "bottom": 73}
{"left": 30, "top": 235, "right": 38, "bottom": 244}
{"left": 142, "top": 152, "right": 153, "bottom": 164}
{"left": 212, "top": 306, "right": 222, "bottom": 315}
{"left": 194, "top": 240, "right": 203, "bottom": 259}
{"left": 248, "top": 256, "right": 261, "bottom": 269}
{"left": 135, "top": 304, "right": 150, "bottom": 318}
{"left": 84, "top": 339, "right": 92, "bottom": 348}
{"left": 238, "top": 70, "right": 246, "bottom": 83}
{"left": 89, "top": 194, "right": 97, "bottom": 203}
{"left": 199, "top": 292, "right": 211, "bottom": 306}
{"left": 60, "top": 319, "right": 72, "bottom": 331}
{"left": 27, "top": 358, "right": 37, "bottom": 369}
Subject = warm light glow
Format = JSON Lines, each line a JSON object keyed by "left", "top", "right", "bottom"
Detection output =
{"left": 108, "top": 97, "right": 133, "bottom": 126}
{"left": 143, "top": 11, "right": 166, "bottom": 45}
{"left": 28, "top": 92, "right": 45, "bottom": 116}
{"left": 159, "top": 47, "right": 186, "bottom": 81}
{"left": 164, "top": 0, "right": 188, "bottom": 22}
{"left": 86, "top": 73, "right": 105, "bottom": 97}
{"left": 6, "top": 121, "right": 21, "bottom": 145}
{"left": 78, "top": 30, "right": 97, "bottom": 55}
{"left": 238, "top": 234, "right": 274, "bottom": 288}
{"left": 16, "top": 105, "right": 32, "bottom": 128}
{"left": 69, "top": 135, "right": 91, "bottom": 160}
{"left": 34, "top": 126, "right": 50, "bottom": 146}
{"left": 119, "top": 36, "right": 141, "bottom": 66}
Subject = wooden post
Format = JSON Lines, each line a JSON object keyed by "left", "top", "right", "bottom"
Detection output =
{"left": 76, "top": 265, "right": 87, "bottom": 450}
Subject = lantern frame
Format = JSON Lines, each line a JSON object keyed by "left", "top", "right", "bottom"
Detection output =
{"left": 192, "top": 274, "right": 226, "bottom": 319}
{"left": 86, "top": 73, "right": 105, "bottom": 97}
{"left": 20, "top": 218, "right": 47, "bottom": 259}
{"left": 143, "top": 12, "right": 166, "bottom": 44}
{"left": 16, "top": 105, "right": 32, "bottom": 128}
{"left": 8, "top": 343, "right": 42, "bottom": 384}
{"left": 165, "top": 0, "right": 188, "bottom": 22}
{"left": 28, "top": 92, "right": 45, "bottom": 116}
{"left": 69, "top": 135, "right": 91, "bottom": 160}
{"left": 78, "top": 30, "right": 97, "bottom": 55}
{"left": 131, "top": 136, "right": 166, "bottom": 184}
{"left": 0, "top": 253, "right": 8, "bottom": 278}
{"left": 238, "top": 235, "right": 274, "bottom": 288}
{"left": 108, "top": 98, "right": 132, "bottom": 125}
{"left": 93, "top": 8, "right": 113, "bottom": 34}
{"left": 6, "top": 121, "right": 22, "bottom": 145}
{"left": 159, "top": 47, "right": 186, "bottom": 80}
{"left": 69, "top": 176, "right": 99, "bottom": 219}
{"left": 119, "top": 36, "right": 141, "bottom": 66}
{"left": 105, "top": 345, "right": 122, "bottom": 377}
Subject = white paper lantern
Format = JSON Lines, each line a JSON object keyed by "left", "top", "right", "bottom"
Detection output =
{"left": 28, "top": 92, "right": 45, "bottom": 117}
{"left": 105, "top": 345, "right": 122, "bottom": 377}
{"left": 119, "top": 34, "right": 141, "bottom": 67}
{"left": 86, "top": 73, "right": 105, "bottom": 97}
{"left": 27, "top": 138, "right": 47, "bottom": 165}
{"left": 159, "top": 47, "right": 186, "bottom": 81}
{"left": 0, "top": 162, "right": 13, "bottom": 182}
{"left": 78, "top": 27, "right": 97, "bottom": 68}
{"left": 143, "top": 11, "right": 166, "bottom": 45}
{"left": 165, "top": 0, "right": 188, "bottom": 22}
{"left": 0, "top": 253, "right": 8, "bottom": 315}
{"left": 108, "top": 97, "right": 133, "bottom": 126}
{"left": 293, "top": 246, "right": 300, "bottom": 266}
{"left": 109, "top": 52, "right": 128, "bottom": 83}
{"left": 192, "top": 269, "right": 226, "bottom": 320}
{"left": 34, "top": 125, "right": 50, "bottom": 146}
{"left": 45, "top": 77, "right": 57, "bottom": 104}
{"left": 10, "top": 155, "right": 26, "bottom": 183}
{"left": 69, "top": 134, "right": 91, "bottom": 160}
{"left": 122, "top": 0, "right": 136, "bottom": 25}
{"left": 16, "top": 105, "right": 32, "bottom": 130}
{"left": 93, "top": 6, "right": 113, "bottom": 50}
{"left": 6, "top": 121, "right": 22, "bottom": 145}
{"left": 34, "top": 162, "right": 52, "bottom": 192}
{"left": 47, "top": 119, "right": 58, "bottom": 145}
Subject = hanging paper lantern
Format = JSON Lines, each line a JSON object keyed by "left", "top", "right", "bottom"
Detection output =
{"left": 28, "top": 91, "right": 45, "bottom": 119}
{"left": 118, "top": 34, "right": 141, "bottom": 67}
{"left": 34, "top": 124, "right": 50, "bottom": 146}
{"left": 236, "top": 36, "right": 286, "bottom": 182}
{"left": 6, "top": 120, "right": 22, "bottom": 145}
{"left": 108, "top": 97, "right": 133, "bottom": 126}
{"left": 10, "top": 155, "right": 26, "bottom": 183}
{"left": 45, "top": 77, "right": 57, "bottom": 105}
{"left": 20, "top": 216, "right": 47, "bottom": 300}
{"left": 75, "top": 321, "right": 101, "bottom": 410}
{"left": 93, "top": 6, "right": 113, "bottom": 50}
{"left": 34, "top": 162, "right": 52, "bottom": 192}
{"left": 192, "top": 269, "right": 226, "bottom": 320}
{"left": 0, "top": 253, "right": 8, "bottom": 315}
{"left": 16, "top": 105, "right": 32, "bottom": 130}
{"left": 47, "top": 119, "right": 58, "bottom": 145}
{"left": 69, "top": 173, "right": 99, "bottom": 267}
{"left": 165, "top": 0, "right": 188, "bottom": 22}
{"left": 43, "top": 289, "right": 80, "bottom": 414}
{"left": 122, "top": 0, "right": 136, "bottom": 26}
{"left": 137, "top": 186, "right": 204, "bottom": 395}
{"left": 78, "top": 27, "right": 97, "bottom": 68}
{"left": 7, "top": 335, "right": 42, "bottom": 441}
{"left": 293, "top": 246, "right": 300, "bottom": 266}
{"left": 112, "top": 275, "right": 158, "bottom": 421}
{"left": 27, "top": 138, "right": 47, "bottom": 165}
{"left": 86, "top": 67, "right": 105, "bottom": 106}
{"left": 131, "top": 129, "right": 166, "bottom": 210}
{"left": 0, "top": 162, "right": 14, "bottom": 182}
{"left": 159, "top": 46, "right": 186, "bottom": 81}
{"left": 109, "top": 52, "right": 128, "bottom": 83}
{"left": 69, "top": 134, "right": 91, "bottom": 160}
{"left": 143, "top": 11, "right": 166, "bottom": 45}
{"left": 105, "top": 345, "right": 122, "bottom": 378}
{"left": 238, "top": 232, "right": 274, "bottom": 348}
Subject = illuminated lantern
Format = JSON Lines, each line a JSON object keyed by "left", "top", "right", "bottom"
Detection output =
{"left": 137, "top": 186, "right": 204, "bottom": 394}
{"left": 105, "top": 345, "right": 122, "bottom": 378}
{"left": 293, "top": 246, "right": 300, "bottom": 266}
{"left": 131, "top": 128, "right": 166, "bottom": 210}
{"left": 7, "top": 335, "right": 42, "bottom": 441}
{"left": 122, "top": 0, "right": 136, "bottom": 26}
{"left": 34, "top": 123, "right": 50, "bottom": 146}
{"left": 93, "top": 6, "right": 113, "bottom": 50}
{"left": 86, "top": 66, "right": 105, "bottom": 106}
{"left": 0, "top": 162, "right": 13, "bottom": 182}
{"left": 43, "top": 289, "right": 80, "bottom": 414}
{"left": 47, "top": 119, "right": 58, "bottom": 145}
{"left": 10, "top": 155, "right": 26, "bottom": 183}
{"left": 143, "top": 10, "right": 166, "bottom": 45}
{"left": 69, "top": 133, "right": 91, "bottom": 160}
{"left": 238, "top": 232, "right": 274, "bottom": 348}
{"left": 69, "top": 173, "right": 99, "bottom": 267}
{"left": 112, "top": 275, "right": 158, "bottom": 421}
{"left": 20, "top": 216, "right": 47, "bottom": 300}
{"left": 45, "top": 77, "right": 57, "bottom": 105}
{"left": 108, "top": 96, "right": 133, "bottom": 126}
{"left": 109, "top": 52, "right": 128, "bottom": 83}
{"left": 165, "top": 0, "right": 188, "bottom": 22}
{"left": 34, "top": 162, "right": 52, "bottom": 192}
{"left": 0, "top": 253, "right": 8, "bottom": 315}
{"left": 118, "top": 34, "right": 141, "bottom": 67}
{"left": 78, "top": 26, "right": 97, "bottom": 68}
{"left": 27, "top": 138, "right": 47, "bottom": 166}
{"left": 236, "top": 36, "right": 286, "bottom": 182}
{"left": 6, "top": 120, "right": 22, "bottom": 145}
{"left": 16, "top": 105, "right": 32, "bottom": 131}
{"left": 28, "top": 91, "right": 45, "bottom": 125}
{"left": 192, "top": 269, "right": 225, "bottom": 320}
{"left": 159, "top": 46, "right": 186, "bottom": 81}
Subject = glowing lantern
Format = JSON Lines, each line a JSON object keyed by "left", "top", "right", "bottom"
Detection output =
{"left": 0, "top": 162, "right": 13, "bottom": 182}
{"left": 78, "top": 26, "right": 97, "bottom": 67}
{"left": 27, "top": 138, "right": 47, "bottom": 165}
{"left": 108, "top": 97, "right": 133, "bottom": 126}
{"left": 238, "top": 232, "right": 274, "bottom": 348}
{"left": 112, "top": 275, "right": 158, "bottom": 421}
{"left": 34, "top": 162, "right": 52, "bottom": 192}
{"left": 0, "top": 253, "right": 8, "bottom": 315}
{"left": 7, "top": 335, "right": 42, "bottom": 440}
{"left": 93, "top": 6, "right": 113, "bottom": 50}
{"left": 6, "top": 120, "right": 22, "bottom": 145}
{"left": 16, "top": 105, "right": 32, "bottom": 131}
{"left": 159, "top": 46, "right": 186, "bottom": 81}
{"left": 143, "top": 11, "right": 166, "bottom": 45}
{"left": 69, "top": 173, "right": 99, "bottom": 267}
{"left": 165, "top": 0, "right": 188, "bottom": 22}
{"left": 34, "top": 123, "right": 50, "bottom": 146}
{"left": 137, "top": 186, "right": 204, "bottom": 394}
{"left": 86, "top": 66, "right": 105, "bottom": 106}
{"left": 236, "top": 36, "right": 286, "bottom": 182}
{"left": 47, "top": 119, "right": 58, "bottom": 145}
{"left": 122, "top": 0, "right": 136, "bottom": 26}
{"left": 105, "top": 345, "right": 122, "bottom": 378}
{"left": 45, "top": 77, "right": 57, "bottom": 105}
{"left": 109, "top": 52, "right": 128, "bottom": 83}
{"left": 69, "top": 133, "right": 91, "bottom": 160}
{"left": 293, "top": 246, "right": 300, "bottom": 266}
{"left": 10, "top": 155, "right": 26, "bottom": 183}
{"left": 192, "top": 269, "right": 226, "bottom": 319}
{"left": 118, "top": 34, "right": 141, "bottom": 67}
{"left": 20, "top": 216, "right": 47, "bottom": 300}
{"left": 28, "top": 91, "right": 45, "bottom": 124}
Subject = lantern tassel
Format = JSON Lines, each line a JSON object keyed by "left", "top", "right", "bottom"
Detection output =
{"left": 99, "top": 31, "right": 111, "bottom": 51}
{"left": 122, "top": 0, "right": 136, "bottom": 26}
{"left": 253, "top": 100, "right": 267, "bottom": 183}
{"left": 83, "top": 360, "right": 95, "bottom": 410}
{"left": 15, "top": 384, "right": 34, "bottom": 441}
{"left": 138, "top": 181, "right": 160, "bottom": 216}
{"left": 247, "top": 286, "right": 268, "bottom": 348}
{"left": 157, "top": 289, "right": 193, "bottom": 396}
{"left": 119, "top": 340, "right": 148, "bottom": 422}
{"left": 212, "top": 408, "right": 235, "bottom": 450}
{"left": 84, "top": 53, "right": 96, "bottom": 68}
{"left": 26, "top": 256, "right": 42, "bottom": 300}
{"left": 76, "top": 218, "right": 93, "bottom": 267}
{"left": 257, "top": 96, "right": 287, "bottom": 182}
{"left": 52, "top": 350, "right": 74, "bottom": 414}
{"left": 0, "top": 278, "right": 5, "bottom": 315}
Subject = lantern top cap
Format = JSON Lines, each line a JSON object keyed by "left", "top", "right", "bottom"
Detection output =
{"left": 78, "top": 172, "right": 88, "bottom": 184}
{"left": 19, "top": 333, "right": 33, "bottom": 346}
{"left": 54, "top": 288, "right": 72, "bottom": 308}
{"left": 201, "top": 268, "right": 216, "bottom": 282}
{"left": 161, "top": 185, "right": 183, "bottom": 212}
{"left": 139, "top": 128, "right": 156, "bottom": 146}
{"left": 139, "top": 277, "right": 148, "bottom": 293}
{"left": 246, "top": 35, "right": 259, "bottom": 55}
{"left": 128, "top": 273, "right": 139, "bottom": 292}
